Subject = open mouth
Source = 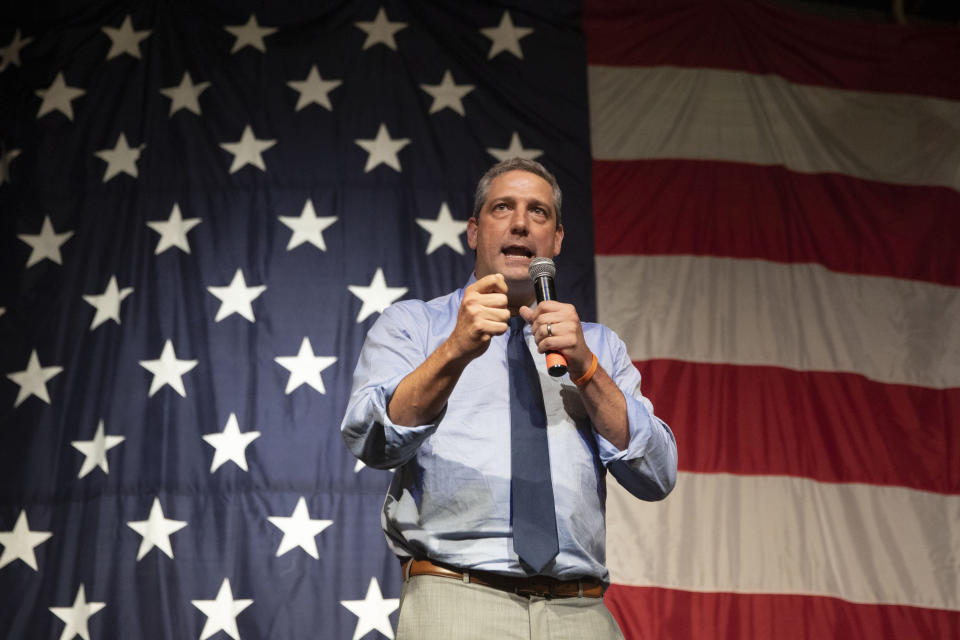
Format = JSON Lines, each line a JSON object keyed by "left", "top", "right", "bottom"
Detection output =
{"left": 502, "top": 245, "right": 534, "bottom": 259}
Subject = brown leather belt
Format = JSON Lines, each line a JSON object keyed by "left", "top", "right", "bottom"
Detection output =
{"left": 402, "top": 558, "right": 605, "bottom": 599}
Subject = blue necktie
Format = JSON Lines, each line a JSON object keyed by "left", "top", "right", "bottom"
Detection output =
{"left": 508, "top": 316, "right": 559, "bottom": 573}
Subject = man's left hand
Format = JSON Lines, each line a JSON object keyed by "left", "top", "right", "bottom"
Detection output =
{"left": 519, "top": 301, "right": 594, "bottom": 379}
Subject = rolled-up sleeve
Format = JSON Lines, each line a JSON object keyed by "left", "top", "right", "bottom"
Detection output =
{"left": 592, "top": 330, "right": 678, "bottom": 501}
{"left": 340, "top": 303, "right": 440, "bottom": 469}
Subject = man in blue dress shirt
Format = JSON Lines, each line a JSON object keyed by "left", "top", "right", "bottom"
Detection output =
{"left": 342, "top": 158, "right": 678, "bottom": 639}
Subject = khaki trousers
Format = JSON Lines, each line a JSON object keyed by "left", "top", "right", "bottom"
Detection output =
{"left": 396, "top": 574, "right": 626, "bottom": 640}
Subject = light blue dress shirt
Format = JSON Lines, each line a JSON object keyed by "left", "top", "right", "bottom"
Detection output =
{"left": 341, "top": 277, "right": 678, "bottom": 583}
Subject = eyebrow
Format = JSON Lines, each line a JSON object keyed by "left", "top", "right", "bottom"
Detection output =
{"left": 526, "top": 198, "right": 554, "bottom": 216}
{"left": 531, "top": 197, "right": 551, "bottom": 208}
{"left": 489, "top": 196, "right": 554, "bottom": 216}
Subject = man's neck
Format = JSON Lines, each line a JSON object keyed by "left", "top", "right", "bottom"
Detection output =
{"left": 507, "top": 281, "right": 535, "bottom": 316}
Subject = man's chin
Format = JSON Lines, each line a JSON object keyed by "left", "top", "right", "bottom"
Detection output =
{"left": 499, "top": 256, "right": 534, "bottom": 278}
{"left": 501, "top": 269, "right": 533, "bottom": 287}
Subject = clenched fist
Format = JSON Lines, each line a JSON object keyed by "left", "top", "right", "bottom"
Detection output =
{"left": 447, "top": 274, "right": 511, "bottom": 361}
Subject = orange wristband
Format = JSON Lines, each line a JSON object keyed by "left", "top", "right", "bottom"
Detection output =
{"left": 573, "top": 353, "right": 599, "bottom": 387}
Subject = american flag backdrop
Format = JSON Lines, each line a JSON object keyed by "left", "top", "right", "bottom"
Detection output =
{"left": 586, "top": 1, "right": 960, "bottom": 639}
{"left": 0, "top": 1, "right": 958, "bottom": 640}
{"left": 0, "top": 1, "right": 593, "bottom": 638}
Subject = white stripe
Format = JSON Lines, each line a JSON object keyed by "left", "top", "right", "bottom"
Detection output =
{"left": 596, "top": 255, "right": 960, "bottom": 389}
{"left": 589, "top": 65, "right": 960, "bottom": 192}
{"left": 606, "top": 471, "right": 960, "bottom": 611}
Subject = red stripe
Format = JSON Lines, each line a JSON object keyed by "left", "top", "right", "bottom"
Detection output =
{"left": 584, "top": 0, "right": 960, "bottom": 100}
{"left": 593, "top": 159, "right": 960, "bottom": 286}
{"left": 633, "top": 359, "right": 960, "bottom": 494}
{"left": 605, "top": 584, "right": 960, "bottom": 640}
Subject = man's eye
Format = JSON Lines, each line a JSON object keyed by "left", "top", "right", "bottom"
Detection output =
{"left": 494, "top": 203, "right": 508, "bottom": 210}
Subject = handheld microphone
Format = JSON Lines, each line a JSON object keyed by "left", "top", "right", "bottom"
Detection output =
{"left": 528, "top": 257, "right": 568, "bottom": 377}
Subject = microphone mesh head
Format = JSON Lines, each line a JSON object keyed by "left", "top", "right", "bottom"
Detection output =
{"left": 528, "top": 257, "right": 556, "bottom": 280}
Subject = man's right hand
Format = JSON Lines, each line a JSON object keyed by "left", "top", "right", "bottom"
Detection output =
{"left": 446, "top": 273, "right": 510, "bottom": 362}
{"left": 387, "top": 274, "right": 509, "bottom": 427}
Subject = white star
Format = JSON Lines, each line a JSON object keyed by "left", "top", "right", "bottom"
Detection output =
{"left": 355, "top": 7, "right": 407, "bottom": 51}
{"left": 420, "top": 70, "right": 474, "bottom": 116}
{"left": 202, "top": 413, "right": 261, "bottom": 473}
{"left": 127, "top": 497, "right": 188, "bottom": 561}
{"left": 486, "top": 131, "right": 542, "bottom": 162}
{"left": 71, "top": 420, "right": 125, "bottom": 479}
{"left": 287, "top": 65, "right": 342, "bottom": 111}
{"left": 159, "top": 71, "right": 210, "bottom": 117}
{"left": 192, "top": 578, "right": 253, "bottom": 640}
{"left": 0, "top": 29, "right": 33, "bottom": 72}
{"left": 416, "top": 203, "right": 467, "bottom": 254}
{"left": 0, "top": 308, "right": 5, "bottom": 317}
{"left": 274, "top": 337, "right": 337, "bottom": 395}
{"left": 354, "top": 123, "right": 410, "bottom": 173}
{"left": 0, "top": 510, "right": 52, "bottom": 571}
{"left": 267, "top": 497, "right": 333, "bottom": 559}
{"left": 35, "top": 72, "right": 85, "bottom": 121}
{"left": 82, "top": 276, "right": 133, "bottom": 330}
{"left": 352, "top": 460, "right": 392, "bottom": 474}
{"left": 138, "top": 340, "right": 198, "bottom": 398}
{"left": 480, "top": 11, "right": 533, "bottom": 60}
{"left": 348, "top": 268, "right": 408, "bottom": 323}
{"left": 94, "top": 133, "right": 144, "bottom": 182}
{"left": 341, "top": 577, "right": 399, "bottom": 640}
{"left": 102, "top": 15, "right": 151, "bottom": 60}
{"left": 278, "top": 199, "right": 337, "bottom": 251}
{"left": 1, "top": 148, "right": 21, "bottom": 184}
{"left": 147, "top": 203, "right": 201, "bottom": 255}
{"left": 220, "top": 125, "right": 276, "bottom": 174}
{"left": 6, "top": 350, "right": 63, "bottom": 408}
{"left": 225, "top": 14, "right": 277, "bottom": 54}
{"left": 206, "top": 269, "right": 266, "bottom": 323}
{"left": 18, "top": 215, "right": 73, "bottom": 267}
{"left": 49, "top": 584, "right": 106, "bottom": 640}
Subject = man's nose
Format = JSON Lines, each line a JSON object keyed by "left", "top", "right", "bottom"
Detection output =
{"left": 509, "top": 207, "right": 529, "bottom": 233}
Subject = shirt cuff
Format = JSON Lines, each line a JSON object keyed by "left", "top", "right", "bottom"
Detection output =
{"left": 346, "top": 374, "right": 440, "bottom": 468}
{"left": 592, "top": 391, "right": 654, "bottom": 465}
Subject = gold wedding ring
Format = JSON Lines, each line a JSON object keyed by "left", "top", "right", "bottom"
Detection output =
{"left": 546, "top": 323, "right": 552, "bottom": 337}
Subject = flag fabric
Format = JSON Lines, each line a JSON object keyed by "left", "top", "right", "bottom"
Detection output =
{"left": 3, "top": 1, "right": 959, "bottom": 639}
{"left": 0, "top": 2, "right": 595, "bottom": 639}
{"left": 584, "top": 1, "right": 960, "bottom": 638}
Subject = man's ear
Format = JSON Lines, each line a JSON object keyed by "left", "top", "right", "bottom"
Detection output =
{"left": 467, "top": 216, "right": 478, "bottom": 250}
{"left": 552, "top": 223, "right": 564, "bottom": 256}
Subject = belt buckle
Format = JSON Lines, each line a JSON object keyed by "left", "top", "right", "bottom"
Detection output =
{"left": 514, "top": 583, "right": 551, "bottom": 599}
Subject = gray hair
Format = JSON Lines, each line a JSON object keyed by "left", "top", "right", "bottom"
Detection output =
{"left": 472, "top": 157, "right": 562, "bottom": 226}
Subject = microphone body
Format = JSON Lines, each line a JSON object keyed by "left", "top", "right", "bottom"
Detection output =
{"left": 528, "top": 258, "right": 568, "bottom": 378}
